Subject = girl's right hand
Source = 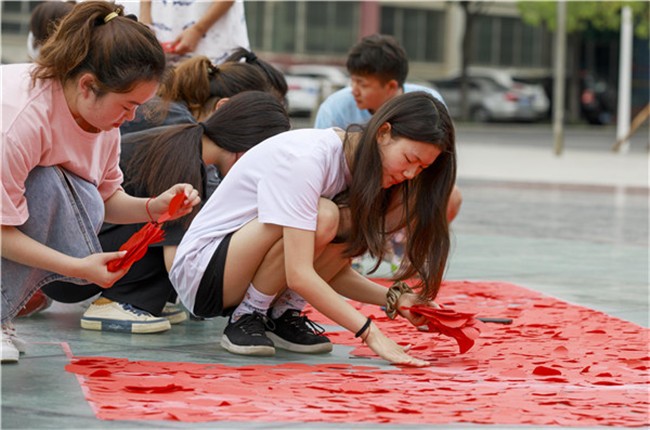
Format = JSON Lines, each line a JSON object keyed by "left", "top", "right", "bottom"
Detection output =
{"left": 76, "top": 252, "right": 128, "bottom": 288}
{"left": 364, "top": 324, "right": 430, "bottom": 367}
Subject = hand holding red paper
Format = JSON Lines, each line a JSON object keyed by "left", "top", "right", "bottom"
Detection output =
{"left": 146, "top": 184, "right": 200, "bottom": 223}
{"left": 107, "top": 185, "right": 199, "bottom": 273}
{"left": 402, "top": 304, "right": 486, "bottom": 354}
{"left": 393, "top": 291, "right": 441, "bottom": 327}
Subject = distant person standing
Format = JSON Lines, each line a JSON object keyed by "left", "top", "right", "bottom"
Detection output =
{"left": 140, "top": 0, "right": 249, "bottom": 64}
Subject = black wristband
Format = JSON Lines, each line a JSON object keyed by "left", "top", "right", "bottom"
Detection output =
{"left": 354, "top": 317, "right": 372, "bottom": 338}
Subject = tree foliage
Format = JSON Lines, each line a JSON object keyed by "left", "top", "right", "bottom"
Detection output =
{"left": 517, "top": 1, "right": 649, "bottom": 38}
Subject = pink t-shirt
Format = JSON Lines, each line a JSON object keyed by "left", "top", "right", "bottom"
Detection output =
{"left": 1, "top": 63, "right": 123, "bottom": 226}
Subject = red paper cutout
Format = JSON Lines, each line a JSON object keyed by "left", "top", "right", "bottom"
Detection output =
{"left": 156, "top": 192, "right": 185, "bottom": 224}
{"left": 402, "top": 304, "right": 485, "bottom": 353}
{"left": 65, "top": 280, "right": 650, "bottom": 427}
{"left": 107, "top": 192, "right": 185, "bottom": 272}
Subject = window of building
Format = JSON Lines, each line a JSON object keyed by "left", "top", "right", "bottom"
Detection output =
{"left": 304, "top": 2, "right": 357, "bottom": 54}
{"left": 271, "top": 2, "right": 297, "bottom": 52}
{"left": 472, "top": 14, "right": 551, "bottom": 68}
{"left": 245, "top": 2, "right": 297, "bottom": 53}
{"left": 246, "top": 1, "right": 356, "bottom": 55}
{"left": 380, "top": 6, "right": 444, "bottom": 63}
{"left": 245, "top": 1, "right": 264, "bottom": 49}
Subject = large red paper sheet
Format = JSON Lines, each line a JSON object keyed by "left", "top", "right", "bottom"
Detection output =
{"left": 65, "top": 280, "right": 649, "bottom": 426}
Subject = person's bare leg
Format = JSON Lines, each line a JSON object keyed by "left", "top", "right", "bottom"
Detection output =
{"left": 221, "top": 220, "right": 284, "bottom": 309}
{"left": 244, "top": 199, "right": 340, "bottom": 354}
{"left": 221, "top": 196, "right": 341, "bottom": 309}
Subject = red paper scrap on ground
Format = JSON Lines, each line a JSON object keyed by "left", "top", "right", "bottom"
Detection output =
{"left": 107, "top": 192, "right": 185, "bottom": 272}
{"left": 66, "top": 280, "right": 649, "bottom": 427}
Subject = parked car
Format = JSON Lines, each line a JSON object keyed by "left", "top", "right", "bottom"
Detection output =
{"left": 284, "top": 64, "right": 349, "bottom": 116}
{"left": 469, "top": 67, "right": 550, "bottom": 120}
{"left": 430, "top": 75, "right": 538, "bottom": 122}
{"left": 285, "top": 74, "right": 322, "bottom": 117}
{"left": 286, "top": 64, "right": 349, "bottom": 95}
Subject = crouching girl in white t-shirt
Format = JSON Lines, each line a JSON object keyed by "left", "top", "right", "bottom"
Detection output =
{"left": 170, "top": 91, "right": 456, "bottom": 366}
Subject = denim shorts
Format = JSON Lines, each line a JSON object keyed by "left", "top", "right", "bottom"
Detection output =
{"left": 1, "top": 166, "right": 103, "bottom": 323}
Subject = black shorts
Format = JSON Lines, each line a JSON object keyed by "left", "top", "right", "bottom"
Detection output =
{"left": 193, "top": 232, "right": 236, "bottom": 318}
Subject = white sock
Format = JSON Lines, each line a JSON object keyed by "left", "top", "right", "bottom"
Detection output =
{"left": 231, "top": 283, "right": 275, "bottom": 322}
{"left": 271, "top": 289, "right": 307, "bottom": 319}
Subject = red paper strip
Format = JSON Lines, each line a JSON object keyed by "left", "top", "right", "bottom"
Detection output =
{"left": 107, "top": 192, "right": 185, "bottom": 272}
{"left": 402, "top": 304, "right": 486, "bottom": 353}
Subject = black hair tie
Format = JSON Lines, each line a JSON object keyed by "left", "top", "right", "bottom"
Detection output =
{"left": 198, "top": 122, "right": 208, "bottom": 133}
{"left": 244, "top": 51, "right": 258, "bottom": 63}
{"left": 355, "top": 317, "right": 372, "bottom": 338}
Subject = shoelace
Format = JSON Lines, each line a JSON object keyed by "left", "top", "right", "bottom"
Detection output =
{"left": 120, "top": 303, "right": 152, "bottom": 317}
{"left": 1, "top": 322, "right": 17, "bottom": 342}
{"left": 240, "top": 312, "right": 274, "bottom": 334}
{"left": 286, "top": 312, "right": 325, "bottom": 335}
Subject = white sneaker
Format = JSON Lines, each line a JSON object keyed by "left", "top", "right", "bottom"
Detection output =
{"left": 81, "top": 298, "right": 171, "bottom": 334}
{"left": 3, "top": 322, "right": 26, "bottom": 353}
{"left": 161, "top": 302, "right": 187, "bottom": 325}
{"left": 1, "top": 323, "right": 20, "bottom": 363}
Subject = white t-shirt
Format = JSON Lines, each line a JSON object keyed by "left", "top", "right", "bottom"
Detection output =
{"left": 1, "top": 63, "right": 122, "bottom": 226}
{"left": 150, "top": 0, "right": 250, "bottom": 64}
{"left": 170, "top": 128, "right": 350, "bottom": 311}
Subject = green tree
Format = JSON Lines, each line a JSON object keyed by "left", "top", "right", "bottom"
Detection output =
{"left": 517, "top": 1, "right": 649, "bottom": 122}
{"left": 518, "top": 1, "right": 649, "bottom": 38}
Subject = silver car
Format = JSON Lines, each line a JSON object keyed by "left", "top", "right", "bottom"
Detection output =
{"left": 431, "top": 74, "right": 547, "bottom": 122}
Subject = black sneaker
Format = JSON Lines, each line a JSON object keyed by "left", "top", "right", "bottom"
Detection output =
{"left": 220, "top": 312, "right": 275, "bottom": 356}
{"left": 266, "top": 309, "right": 333, "bottom": 354}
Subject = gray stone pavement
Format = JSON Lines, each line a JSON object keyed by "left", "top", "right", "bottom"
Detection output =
{"left": 2, "top": 121, "right": 648, "bottom": 429}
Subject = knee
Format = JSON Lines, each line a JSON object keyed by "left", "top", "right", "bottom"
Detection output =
{"left": 447, "top": 185, "right": 463, "bottom": 222}
{"left": 315, "top": 198, "right": 340, "bottom": 245}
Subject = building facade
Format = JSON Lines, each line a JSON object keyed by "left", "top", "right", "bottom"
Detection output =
{"left": 244, "top": 1, "right": 554, "bottom": 81}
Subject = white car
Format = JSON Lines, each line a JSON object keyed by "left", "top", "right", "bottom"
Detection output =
{"left": 284, "top": 65, "right": 350, "bottom": 116}
{"left": 286, "top": 64, "right": 349, "bottom": 95}
{"left": 285, "top": 74, "right": 322, "bottom": 117}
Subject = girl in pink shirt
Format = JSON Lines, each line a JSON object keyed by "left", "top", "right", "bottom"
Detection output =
{"left": 1, "top": 1, "right": 200, "bottom": 364}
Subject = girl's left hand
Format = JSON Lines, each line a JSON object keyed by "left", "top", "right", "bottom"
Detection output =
{"left": 396, "top": 292, "right": 440, "bottom": 327}
{"left": 171, "top": 27, "right": 202, "bottom": 55}
{"left": 148, "top": 184, "right": 200, "bottom": 222}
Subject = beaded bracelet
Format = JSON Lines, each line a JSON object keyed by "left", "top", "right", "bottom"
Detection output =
{"left": 385, "top": 281, "right": 414, "bottom": 319}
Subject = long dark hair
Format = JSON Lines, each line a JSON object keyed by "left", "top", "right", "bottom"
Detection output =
{"left": 345, "top": 91, "right": 456, "bottom": 300}
{"left": 124, "top": 91, "right": 290, "bottom": 225}
{"left": 32, "top": 1, "right": 165, "bottom": 94}
{"left": 224, "top": 47, "right": 288, "bottom": 99}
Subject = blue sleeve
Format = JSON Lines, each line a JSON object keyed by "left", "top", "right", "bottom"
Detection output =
{"left": 314, "top": 97, "right": 337, "bottom": 129}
